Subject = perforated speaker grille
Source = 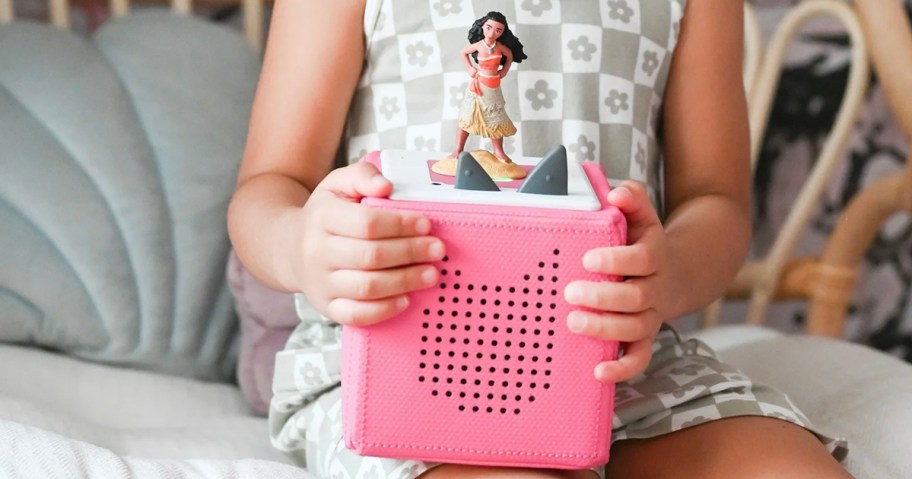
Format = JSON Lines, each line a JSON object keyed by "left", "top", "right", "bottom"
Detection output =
{"left": 418, "top": 250, "right": 564, "bottom": 415}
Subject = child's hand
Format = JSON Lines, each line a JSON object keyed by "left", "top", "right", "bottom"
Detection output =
{"left": 564, "top": 181, "right": 670, "bottom": 384}
{"left": 295, "top": 162, "right": 446, "bottom": 326}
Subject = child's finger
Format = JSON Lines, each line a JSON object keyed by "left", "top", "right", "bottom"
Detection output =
{"left": 566, "top": 310, "right": 659, "bottom": 343}
{"left": 606, "top": 181, "right": 661, "bottom": 228}
{"left": 582, "top": 243, "right": 657, "bottom": 277}
{"left": 324, "top": 235, "right": 445, "bottom": 270}
{"left": 325, "top": 295, "right": 411, "bottom": 326}
{"left": 326, "top": 201, "right": 432, "bottom": 239}
{"left": 319, "top": 161, "right": 393, "bottom": 200}
{"left": 564, "top": 278, "right": 654, "bottom": 314}
{"left": 594, "top": 338, "right": 653, "bottom": 383}
{"left": 328, "top": 265, "right": 440, "bottom": 301}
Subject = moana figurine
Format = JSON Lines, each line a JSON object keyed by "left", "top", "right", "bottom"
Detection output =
{"left": 436, "top": 12, "right": 528, "bottom": 180}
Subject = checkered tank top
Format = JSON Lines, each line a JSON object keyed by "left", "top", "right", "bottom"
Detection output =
{"left": 345, "top": 0, "right": 688, "bottom": 208}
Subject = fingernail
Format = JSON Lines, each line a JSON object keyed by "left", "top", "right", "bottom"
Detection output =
{"left": 372, "top": 175, "right": 390, "bottom": 188}
{"left": 397, "top": 295, "right": 410, "bottom": 310}
{"left": 567, "top": 313, "right": 586, "bottom": 333}
{"left": 415, "top": 217, "right": 431, "bottom": 234}
{"left": 583, "top": 252, "right": 601, "bottom": 270}
{"left": 422, "top": 267, "right": 438, "bottom": 286}
{"left": 428, "top": 240, "right": 444, "bottom": 258}
{"left": 608, "top": 187, "right": 630, "bottom": 203}
{"left": 594, "top": 363, "right": 610, "bottom": 383}
{"left": 564, "top": 284, "right": 582, "bottom": 303}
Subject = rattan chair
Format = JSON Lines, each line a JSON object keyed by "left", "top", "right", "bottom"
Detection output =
{"left": 705, "top": 0, "right": 912, "bottom": 339}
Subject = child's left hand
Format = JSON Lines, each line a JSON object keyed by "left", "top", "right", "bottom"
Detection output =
{"left": 564, "top": 180, "right": 672, "bottom": 384}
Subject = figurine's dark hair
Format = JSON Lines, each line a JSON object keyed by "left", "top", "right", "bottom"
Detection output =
{"left": 468, "top": 11, "right": 527, "bottom": 65}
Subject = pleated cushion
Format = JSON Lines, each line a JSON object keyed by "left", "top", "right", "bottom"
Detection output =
{"left": 0, "top": 11, "right": 260, "bottom": 381}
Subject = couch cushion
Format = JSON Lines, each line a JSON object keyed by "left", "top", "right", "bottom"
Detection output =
{"left": 696, "top": 325, "right": 912, "bottom": 478}
{"left": 0, "top": 343, "right": 295, "bottom": 468}
{"left": 2, "top": 421, "right": 309, "bottom": 479}
{"left": 0, "top": 11, "right": 259, "bottom": 381}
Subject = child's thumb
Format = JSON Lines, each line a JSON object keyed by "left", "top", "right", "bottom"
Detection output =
{"left": 321, "top": 161, "right": 393, "bottom": 201}
{"left": 607, "top": 180, "right": 660, "bottom": 227}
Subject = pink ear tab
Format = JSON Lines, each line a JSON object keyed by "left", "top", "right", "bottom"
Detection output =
{"left": 517, "top": 145, "right": 568, "bottom": 196}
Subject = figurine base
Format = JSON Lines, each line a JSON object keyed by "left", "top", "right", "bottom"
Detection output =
{"left": 432, "top": 149, "right": 527, "bottom": 180}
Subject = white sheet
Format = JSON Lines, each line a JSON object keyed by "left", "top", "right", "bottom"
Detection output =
{"left": 1, "top": 420, "right": 309, "bottom": 478}
{"left": 0, "top": 343, "right": 296, "bottom": 468}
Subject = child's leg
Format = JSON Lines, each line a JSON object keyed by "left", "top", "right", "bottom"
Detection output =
{"left": 420, "top": 466, "right": 598, "bottom": 479}
{"left": 605, "top": 416, "right": 853, "bottom": 479}
{"left": 599, "top": 325, "right": 850, "bottom": 477}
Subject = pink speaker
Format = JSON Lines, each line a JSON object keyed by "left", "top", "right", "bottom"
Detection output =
{"left": 342, "top": 148, "right": 626, "bottom": 469}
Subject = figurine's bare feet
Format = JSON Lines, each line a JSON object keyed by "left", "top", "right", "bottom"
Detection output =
{"left": 450, "top": 149, "right": 463, "bottom": 159}
{"left": 433, "top": 150, "right": 525, "bottom": 179}
{"left": 491, "top": 138, "right": 513, "bottom": 163}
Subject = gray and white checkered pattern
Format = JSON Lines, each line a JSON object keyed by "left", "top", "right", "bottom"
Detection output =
{"left": 346, "top": 0, "right": 687, "bottom": 208}
{"left": 267, "top": 2, "right": 851, "bottom": 476}
{"left": 269, "top": 321, "right": 848, "bottom": 479}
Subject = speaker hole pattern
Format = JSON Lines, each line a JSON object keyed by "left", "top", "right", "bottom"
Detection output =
{"left": 419, "top": 250, "right": 561, "bottom": 414}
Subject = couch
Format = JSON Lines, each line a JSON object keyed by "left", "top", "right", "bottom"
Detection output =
{"left": 1, "top": 4, "right": 911, "bottom": 479}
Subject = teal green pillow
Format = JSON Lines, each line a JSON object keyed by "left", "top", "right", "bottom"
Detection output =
{"left": 0, "top": 11, "right": 260, "bottom": 381}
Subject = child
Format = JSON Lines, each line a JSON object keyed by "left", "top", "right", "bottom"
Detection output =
{"left": 227, "top": 1, "right": 852, "bottom": 477}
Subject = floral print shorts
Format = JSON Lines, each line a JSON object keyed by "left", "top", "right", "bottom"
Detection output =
{"left": 269, "top": 320, "right": 848, "bottom": 479}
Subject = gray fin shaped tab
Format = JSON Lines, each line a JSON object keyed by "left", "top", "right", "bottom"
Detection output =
{"left": 517, "top": 145, "right": 568, "bottom": 196}
{"left": 454, "top": 152, "right": 501, "bottom": 192}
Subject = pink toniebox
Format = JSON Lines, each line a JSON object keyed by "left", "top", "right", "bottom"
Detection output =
{"left": 342, "top": 148, "right": 626, "bottom": 469}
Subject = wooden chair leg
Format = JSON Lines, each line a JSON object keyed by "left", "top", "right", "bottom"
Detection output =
{"left": 700, "top": 299, "right": 723, "bottom": 329}
{"left": 0, "top": 0, "right": 12, "bottom": 24}
{"left": 805, "top": 264, "right": 858, "bottom": 337}
{"left": 806, "top": 168, "right": 912, "bottom": 336}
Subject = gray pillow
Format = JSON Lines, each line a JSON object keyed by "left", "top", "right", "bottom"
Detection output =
{"left": 0, "top": 11, "right": 260, "bottom": 381}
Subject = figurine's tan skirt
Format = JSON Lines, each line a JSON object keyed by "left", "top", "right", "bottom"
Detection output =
{"left": 458, "top": 83, "right": 517, "bottom": 139}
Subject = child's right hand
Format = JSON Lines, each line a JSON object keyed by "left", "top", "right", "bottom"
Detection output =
{"left": 295, "top": 161, "right": 445, "bottom": 326}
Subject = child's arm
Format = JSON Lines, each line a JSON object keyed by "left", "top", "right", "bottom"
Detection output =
{"left": 565, "top": 0, "right": 750, "bottom": 382}
{"left": 228, "top": 0, "right": 444, "bottom": 325}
